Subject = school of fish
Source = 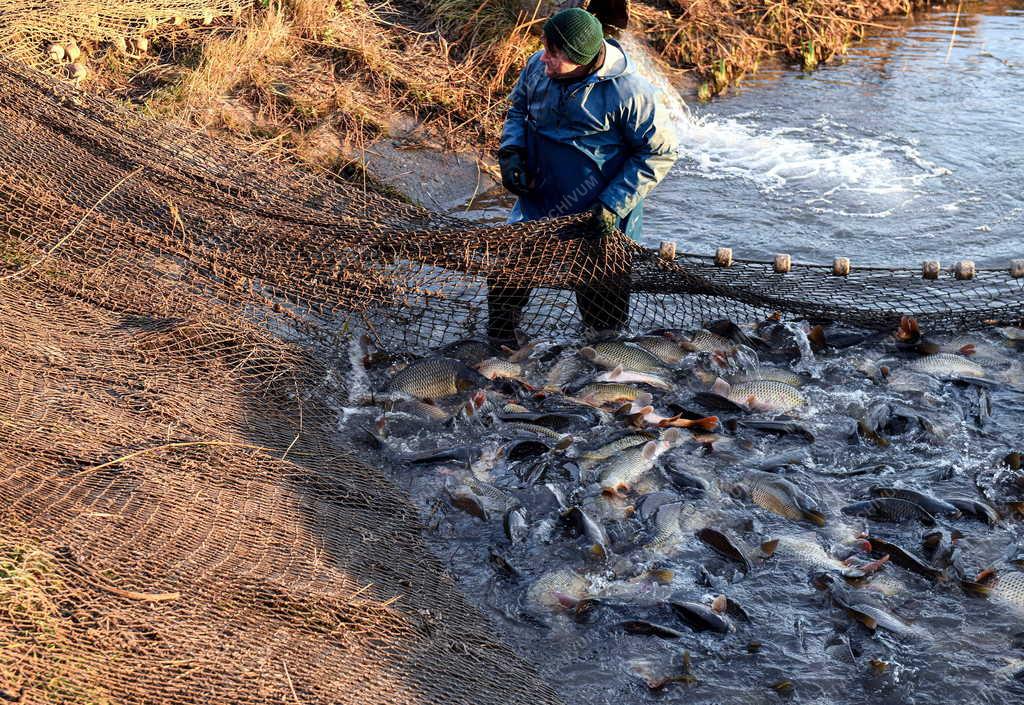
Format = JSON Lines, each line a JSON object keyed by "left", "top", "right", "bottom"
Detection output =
{"left": 347, "top": 314, "right": 1024, "bottom": 702}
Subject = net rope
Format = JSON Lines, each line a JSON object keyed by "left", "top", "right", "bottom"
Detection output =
{"left": 0, "top": 50, "right": 1022, "bottom": 704}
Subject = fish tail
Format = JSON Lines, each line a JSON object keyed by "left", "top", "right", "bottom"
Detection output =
{"left": 803, "top": 509, "right": 828, "bottom": 527}
{"left": 661, "top": 415, "right": 718, "bottom": 431}
{"left": 961, "top": 580, "right": 993, "bottom": 597}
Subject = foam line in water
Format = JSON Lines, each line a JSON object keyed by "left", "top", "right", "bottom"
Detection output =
{"left": 621, "top": 32, "right": 950, "bottom": 200}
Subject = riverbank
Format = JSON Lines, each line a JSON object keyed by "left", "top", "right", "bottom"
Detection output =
{"left": 0, "top": 0, "right": 957, "bottom": 206}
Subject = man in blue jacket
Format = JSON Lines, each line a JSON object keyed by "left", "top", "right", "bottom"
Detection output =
{"left": 490, "top": 6, "right": 678, "bottom": 346}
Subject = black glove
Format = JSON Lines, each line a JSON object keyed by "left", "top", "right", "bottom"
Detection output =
{"left": 498, "top": 147, "right": 530, "bottom": 197}
{"left": 588, "top": 201, "right": 619, "bottom": 241}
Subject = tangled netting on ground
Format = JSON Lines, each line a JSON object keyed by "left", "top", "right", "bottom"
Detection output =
{"left": 0, "top": 1, "right": 249, "bottom": 67}
{"left": 1, "top": 49, "right": 1022, "bottom": 703}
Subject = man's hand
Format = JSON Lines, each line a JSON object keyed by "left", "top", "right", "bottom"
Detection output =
{"left": 588, "top": 201, "right": 619, "bottom": 240}
{"left": 498, "top": 148, "right": 530, "bottom": 197}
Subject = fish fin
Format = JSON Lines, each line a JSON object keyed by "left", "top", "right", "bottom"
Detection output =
{"left": 896, "top": 316, "right": 919, "bottom": 342}
{"left": 760, "top": 538, "right": 779, "bottom": 557}
{"left": 662, "top": 428, "right": 682, "bottom": 444}
{"left": 803, "top": 509, "right": 828, "bottom": 527}
{"left": 692, "top": 415, "right": 719, "bottom": 431}
{"left": 642, "top": 441, "right": 659, "bottom": 460}
{"left": 856, "top": 613, "right": 878, "bottom": 631}
{"left": 590, "top": 543, "right": 606, "bottom": 559}
{"left": 555, "top": 435, "right": 573, "bottom": 451}
{"left": 608, "top": 365, "right": 624, "bottom": 381}
{"left": 961, "top": 580, "right": 993, "bottom": 597}
{"left": 807, "top": 325, "right": 827, "bottom": 350}
{"left": 916, "top": 341, "right": 940, "bottom": 355}
{"left": 637, "top": 405, "right": 655, "bottom": 417}
{"left": 553, "top": 591, "right": 581, "bottom": 609}
{"left": 636, "top": 391, "right": 653, "bottom": 406}
{"left": 860, "top": 554, "right": 890, "bottom": 575}
{"left": 959, "top": 344, "right": 977, "bottom": 356}
{"left": 579, "top": 346, "right": 597, "bottom": 361}
{"left": 711, "top": 594, "right": 727, "bottom": 613}
{"left": 711, "top": 377, "right": 732, "bottom": 396}
{"left": 646, "top": 568, "right": 674, "bottom": 584}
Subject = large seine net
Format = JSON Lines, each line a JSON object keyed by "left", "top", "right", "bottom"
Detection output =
{"left": 0, "top": 40, "right": 1022, "bottom": 704}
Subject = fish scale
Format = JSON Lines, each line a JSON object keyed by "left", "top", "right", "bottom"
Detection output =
{"left": 906, "top": 353, "right": 986, "bottom": 380}
{"left": 386, "top": 357, "right": 483, "bottom": 399}
{"left": 726, "top": 380, "right": 806, "bottom": 413}
{"left": 598, "top": 446, "right": 655, "bottom": 493}
{"left": 584, "top": 342, "right": 666, "bottom": 372}
{"left": 989, "top": 571, "right": 1024, "bottom": 614}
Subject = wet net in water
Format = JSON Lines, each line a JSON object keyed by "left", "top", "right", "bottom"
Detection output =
{"left": 0, "top": 52, "right": 1022, "bottom": 704}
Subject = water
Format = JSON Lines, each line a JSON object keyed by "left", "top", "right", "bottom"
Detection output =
{"left": 349, "top": 323, "right": 1024, "bottom": 705}
{"left": 371, "top": 6, "right": 1024, "bottom": 704}
{"left": 644, "top": 1, "right": 1024, "bottom": 266}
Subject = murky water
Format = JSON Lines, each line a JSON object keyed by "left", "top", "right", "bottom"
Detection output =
{"left": 348, "top": 322, "right": 1024, "bottom": 704}
{"left": 387, "top": 5, "right": 1024, "bottom": 704}
{"left": 645, "top": 1, "right": 1024, "bottom": 267}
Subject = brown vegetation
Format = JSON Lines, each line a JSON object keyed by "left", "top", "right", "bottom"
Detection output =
{"left": 0, "top": 1, "right": 954, "bottom": 189}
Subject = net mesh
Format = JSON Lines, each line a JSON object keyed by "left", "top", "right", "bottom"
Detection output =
{"left": 1, "top": 45, "right": 1022, "bottom": 703}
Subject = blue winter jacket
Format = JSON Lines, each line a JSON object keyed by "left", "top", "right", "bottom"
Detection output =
{"left": 500, "top": 38, "right": 679, "bottom": 241}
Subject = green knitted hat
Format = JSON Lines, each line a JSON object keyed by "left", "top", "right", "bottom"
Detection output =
{"left": 543, "top": 8, "right": 604, "bottom": 66}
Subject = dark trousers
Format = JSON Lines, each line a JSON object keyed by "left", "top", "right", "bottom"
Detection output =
{"left": 486, "top": 273, "right": 631, "bottom": 345}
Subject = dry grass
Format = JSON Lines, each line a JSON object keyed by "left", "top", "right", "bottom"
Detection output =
{"left": 0, "top": 535, "right": 114, "bottom": 704}
{"left": 107, "top": 0, "right": 542, "bottom": 179}
{"left": 633, "top": 0, "right": 947, "bottom": 98}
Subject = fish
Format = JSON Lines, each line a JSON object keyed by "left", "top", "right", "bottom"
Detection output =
{"left": 438, "top": 339, "right": 496, "bottom": 366}
{"left": 696, "top": 527, "right": 777, "bottom": 573}
{"left": 905, "top": 353, "right": 987, "bottom": 381}
{"left": 562, "top": 505, "right": 611, "bottom": 558}
{"left": 730, "top": 366, "right": 806, "bottom": 388}
{"left": 866, "top": 536, "right": 943, "bottom": 581}
{"left": 386, "top": 357, "right": 487, "bottom": 400}
{"left": 731, "top": 419, "right": 815, "bottom": 441}
{"left": 576, "top": 383, "right": 643, "bottom": 406}
{"left": 698, "top": 378, "right": 806, "bottom": 414}
{"left": 676, "top": 329, "right": 737, "bottom": 354}
{"left": 730, "top": 470, "right": 827, "bottom": 526}
{"left": 643, "top": 502, "right": 688, "bottom": 556}
{"left": 504, "top": 438, "right": 551, "bottom": 461}
{"left": 621, "top": 620, "right": 685, "bottom": 639}
{"left": 598, "top": 430, "right": 680, "bottom": 495}
{"left": 814, "top": 572, "right": 924, "bottom": 637}
{"left": 962, "top": 568, "right": 1024, "bottom": 616}
{"left": 630, "top": 335, "right": 686, "bottom": 364}
{"left": 946, "top": 497, "right": 1000, "bottom": 525}
{"left": 841, "top": 498, "right": 936, "bottom": 526}
{"left": 670, "top": 599, "right": 734, "bottom": 634}
{"left": 774, "top": 534, "right": 881, "bottom": 579}
{"left": 662, "top": 459, "right": 710, "bottom": 493}
{"left": 580, "top": 342, "right": 666, "bottom": 373}
{"left": 476, "top": 357, "right": 525, "bottom": 382}
{"left": 546, "top": 354, "right": 586, "bottom": 390}
{"left": 617, "top": 402, "right": 719, "bottom": 432}
{"left": 500, "top": 421, "right": 571, "bottom": 445}
{"left": 921, "top": 529, "right": 962, "bottom": 571}
{"left": 868, "top": 486, "right": 961, "bottom": 517}
{"left": 579, "top": 431, "right": 659, "bottom": 468}
{"left": 527, "top": 569, "right": 592, "bottom": 611}
{"left": 404, "top": 445, "right": 478, "bottom": 465}
{"left": 389, "top": 399, "right": 452, "bottom": 422}
{"left": 504, "top": 506, "right": 529, "bottom": 544}
{"left": 596, "top": 366, "right": 673, "bottom": 390}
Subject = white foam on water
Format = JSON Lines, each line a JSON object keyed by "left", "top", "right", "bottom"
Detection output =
{"left": 622, "top": 32, "right": 949, "bottom": 206}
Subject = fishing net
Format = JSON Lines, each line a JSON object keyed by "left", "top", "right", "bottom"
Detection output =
{"left": 0, "top": 1, "right": 248, "bottom": 67}
{"left": 1, "top": 39, "right": 1022, "bottom": 704}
